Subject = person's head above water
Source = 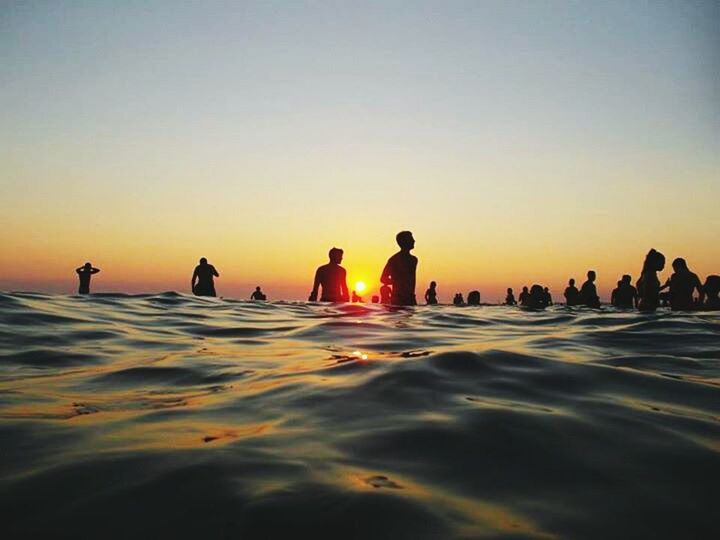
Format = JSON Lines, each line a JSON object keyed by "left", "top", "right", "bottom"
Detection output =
{"left": 522, "top": 286, "right": 529, "bottom": 293}
{"left": 672, "top": 257, "right": 688, "bottom": 272}
{"left": 544, "top": 287, "right": 549, "bottom": 293}
{"left": 396, "top": 231, "right": 415, "bottom": 251}
{"left": 622, "top": 274, "right": 632, "bottom": 284}
{"left": 587, "top": 271, "right": 596, "bottom": 282}
{"left": 642, "top": 248, "right": 666, "bottom": 273}
{"left": 507, "top": 288, "right": 513, "bottom": 294}
{"left": 704, "top": 275, "right": 720, "bottom": 296}
{"left": 328, "top": 247, "right": 343, "bottom": 264}
{"left": 199, "top": 257, "right": 207, "bottom": 265}
{"left": 83, "top": 262, "right": 92, "bottom": 270}
{"left": 569, "top": 278, "right": 575, "bottom": 286}
{"left": 430, "top": 281, "right": 436, "bottom": 288}
{"left": 255, "top": 286, "right": 261, "bottom": 292}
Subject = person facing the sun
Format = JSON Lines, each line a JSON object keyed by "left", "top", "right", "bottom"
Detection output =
{"left": 309, "top": 247, "right": 350, "bottom": 302}
{"left": 381, "top": 230, "right": 418, "bottom": 306}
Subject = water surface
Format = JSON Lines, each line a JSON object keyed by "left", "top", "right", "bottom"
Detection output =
{"left": 1, "top": 293, "right": 718, "bottom": 539}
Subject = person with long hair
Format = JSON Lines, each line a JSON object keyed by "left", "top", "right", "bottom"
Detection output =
{"left": 636, "top": 249, "right": 665, "bottom": 311}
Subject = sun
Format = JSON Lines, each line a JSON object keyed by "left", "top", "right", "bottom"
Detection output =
{"left": 355, "top": 281, "right": 366, "bottom": 293}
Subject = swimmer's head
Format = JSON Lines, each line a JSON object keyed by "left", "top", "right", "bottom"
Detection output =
{"left": 587, "top": 270, "right": 596, "bottom": 282}
{"left": 569, "top": 278, "right": 575, "bottom": 286}
{"left": 84, "top": 262, "right": 92, "bottom": 269}
{"left": 507, "top": 288, "right": 513, "bottom": 294}
{"left": 672, "top": 257, "right": 688, "bottom": 272}
{"left": 430, "top": 281, "right": 437, "bottom": 288}
{"left": 199, "top": 257, "right": 207, "bottom": 265}
{"left": 522, "top": 286, "right": 529, "bottom": 293}
{"left": 622, "top": 274, "right": 632, "bottom": 284}
{"left": 643, "top": 249, "right": 665, "bottom": 273}
{"left": 396, "top": 231, "right": 415, "bottom": 250}
{"left": 328, "top": 247, "right": 343, "bottom": 264}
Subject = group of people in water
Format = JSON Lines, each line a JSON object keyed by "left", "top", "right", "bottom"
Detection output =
{"left": 75, "top": 236, "right": 718, "bottom": 312}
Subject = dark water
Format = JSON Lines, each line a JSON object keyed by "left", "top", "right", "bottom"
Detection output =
{"left": 1, "top": 292, "right": 718, "bottom": 539}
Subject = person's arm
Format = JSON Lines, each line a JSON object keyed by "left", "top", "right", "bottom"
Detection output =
{"left": 380, "top": 259, "right": 393, "bottom": 285}
{"left": 695, "top": 275, "right": 705, "bottom": 305}
{"left": 191, "top": 268, "right": 198, "bottom": 291}
{"left": 340, "top": 268, "right": 349, "bottom": 302}
{"left": 212, "top": 266, "right": 219, "bottom": 277}
{"left": 91, "top": 267, "right": 100, "bottom": 274}
{"left": 76, "top": 267, "right": 83, "bottom": 274}
{"left": 309, "top": 268, "right": 321, "bottom": 301}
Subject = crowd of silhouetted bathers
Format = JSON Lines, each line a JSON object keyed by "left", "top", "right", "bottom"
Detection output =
{"left": 74, "top": 240, "right": 718, "bottom": 312}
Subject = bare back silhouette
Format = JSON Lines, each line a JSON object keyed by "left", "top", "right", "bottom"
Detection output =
{"left": 309, "top": 248, "right": 349, "bottom": 302}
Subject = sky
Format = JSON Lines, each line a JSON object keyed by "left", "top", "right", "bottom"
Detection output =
{"left": 1, "top": 0, "right": 718, "bottom": 302}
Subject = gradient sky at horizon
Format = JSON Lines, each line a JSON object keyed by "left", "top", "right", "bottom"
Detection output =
{"left": 1, "top": 1, "right": 718, "bottom": 301}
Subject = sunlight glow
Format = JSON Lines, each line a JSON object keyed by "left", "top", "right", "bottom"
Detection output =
{"left": 355, "top": 281, "right": 366, "bottom": 293}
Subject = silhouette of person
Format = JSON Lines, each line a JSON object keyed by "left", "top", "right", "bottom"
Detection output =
{"left": 666, "top": 258, "right": 704, "bottom": 310}
{"left": 580, "top": 271, "right": 600, "bottom": 308}
{"left": 380, "top": 284, "right": 392, "bottom": 305}
{"left": 611, "top": 275, "right": 637, "bottom": 309}
{"left": 702, "top": 275, "right": 720, "bottom": 310}
{"left": 76, "top": 262, "right": 100, "bottom": 294}
{"left": 380, "top": 231, "right": 417, "bottom": 306}
{"left": 453, "top": 293, "right": 465, "bottom": 306}
{"left": 505, "top": 288, "right": 517, "bottom": 305}
{"left": 564, "top": 279, "right": 579, "bottom": 306}
{"left": 192, "top": 257, "right": 219, "bottom": 297}
{"left": 637, "top": 248, "right": 666, "bottom": 311}
{"left": 528, "top": 284, "right": 547, "bottom": 309}
{"left": 309, "top": 247, "right": 349, "bottom": 302}
{"left": 371, "top": 295, "right": 380, "bottom": 304}
{"left": 543, "top": 287, "right": 553, "bottom": 306}
{"left": 351, "top": 290, "right": 362, "bottom": 303}
{"left": 467, "top": 290, "right": 481, "bottom": 306}
{"left": 425, "top": 281, "right": 438, "bottom": 305}
{"left": 251, "top": 286, "right": 267, "bottom": 301}
{"left": 519, "top": 286, "right": 530, "bottom": 306}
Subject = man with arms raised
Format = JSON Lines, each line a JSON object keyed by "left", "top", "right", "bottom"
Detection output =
{"left": 309, "top": 247, "right": 350, "bottom": 302}
{"left": 381, "top": 230, "right": 418, "bottom": 306}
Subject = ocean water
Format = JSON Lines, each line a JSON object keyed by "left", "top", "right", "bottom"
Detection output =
{"left": 0, "top": 292, "right": 718, "bottom": 539}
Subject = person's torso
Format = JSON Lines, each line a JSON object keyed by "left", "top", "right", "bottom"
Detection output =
{"left": 388, "top": 253, "right": 417, "bottom": 298}
{"left": 319, "top": 264, "right": 345, "bottom": 300}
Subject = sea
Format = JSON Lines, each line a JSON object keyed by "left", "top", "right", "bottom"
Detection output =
{"left": 1, "top": 292, "right": 718, "bottom": 539}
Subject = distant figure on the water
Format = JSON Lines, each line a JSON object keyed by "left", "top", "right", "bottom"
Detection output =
{"left": 453, "top": 293, "right": 465, "bottom": 306}
{"left": 380, "top": 231, "right": 417, "bottom": 306}
{"left": 528, "top": 284, "right": 547, "bottom": 309}
{"left": 505, "top": 288, "right": 517, "bottom": 305}
{"left": 611, "top": 275, "right": 637, "bottom": 309}
{"left": 424, "top": 281, "right": 438, "bottom": 305}
{"left": 703, "top": 275, "right": 720, "bottom": 310}
{"left": 380, "top": 284, "right": 392, "bottom": 305}
{"left": 75, "top": 262, "right": 100, "bottom": 295}
{"left": 637, "top": 248, "right": 666, "bottom": 311}
{"left": 666, "top": 258, "right": 704, "bottom": 310}
{"left": 371, "top": 295, "right": 380, "bottom": 304}
{"left": 351, "top": 290, "right": 362, "bottom": 303}
{"left": 467, "top": 290, "right": 481, "bottom": 306}
{"left": 543, "top": 287, "right": 553, "bottom": 306}
{"left": 519, "top": 286, "right": 530, "bottom": 306}
{"left": 309, "top": 247, "right": 349, "bottom": 302}
{"left": 580, "top": 271, "right": 600, "bottom": 308}
{"left": 564, "top": 278, "right": 580, "bottom": 306}
{"left": 250, "top": 286, "right": 267, "bottom": 301}
{"left": 192, "top": 258, "right": 219, "bottom": 297}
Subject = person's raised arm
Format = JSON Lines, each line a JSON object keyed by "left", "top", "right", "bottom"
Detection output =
{"left": 309, "top": 268, "right": 321, "bottom": 302}
{"left": 380, "top": 260, "right": 393, "bottom": 286}
{"left": 212, "top": 266, "right": 219, "bottom": 277}
{"left": 76, "top": 267, "right": 83, "bottom": 274}
{"left": 91, "top": 267, "right": 100, "bottom": 274}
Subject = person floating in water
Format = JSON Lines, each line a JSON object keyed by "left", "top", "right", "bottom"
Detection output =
{"left": 425, "top": 281, "right": 438, "bottom": 305}
{"left": 467, "top": 290, "right": 481, "bottom": 306}
{"left": 453, "top": 293, "right": 465, "bottom": 306}
{"left": 702, "top": 275, "right": 720, "bottom": 310}
{"left": 518, "top": 286, "right": 530, "bottom": 306}
{"left": 564, "top": 279, "right": 579, "bottom": 306}
{"left": 543, "top": 287, "right": 553, "bottom": 306}
{"left": 637, "top": 248, "right": 665, "bottom": 311}
{"left": 351, "top": 290, "right": 362, "bottom": 303}
{"left": 250, "top": 286, "right": 267, "bottom": 301}
{"left": 579, "top": 271, "right": 600, "bottom": 308}
{"left": 380, "top": 231, "right": 418, "bottom": 306}
{"left": 75, "top": 262, "right": 100, "bottom": 294}
{"left": 611, "top": 275, "right": 638, "bottom": 309}
{"left": 527, "top": 284, "right": 547, "bottom": 308}
{"left": 505, "top": 288, "right": 517, "bottom": 305}
{"left": 380, "top": 284, "right": 392, "bottom": 305}
{"left": 309, "top": 247, "right": 349, "bottom": 302}
{"left": 665, "top": 258, "right": 704, "bottom": 310}
{"left": 192, "top": 257, "right": 219, "bottom": 297}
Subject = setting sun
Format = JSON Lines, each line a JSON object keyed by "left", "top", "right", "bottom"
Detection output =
{"left": 355, "top": 281, "right": 366, "bottom": 293}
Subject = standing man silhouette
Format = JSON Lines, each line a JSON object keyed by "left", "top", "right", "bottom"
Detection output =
{"left": 381, "top": 231, "right": 418, "bottom": 306}
{"left": 309, "top": 247, "right": 349, "bottom": 302}
{"left": 76, "top": 262, "right": 100, "bottom": 294}
{"left": 192, "top": 257, "right": 219, "bottom": 297}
